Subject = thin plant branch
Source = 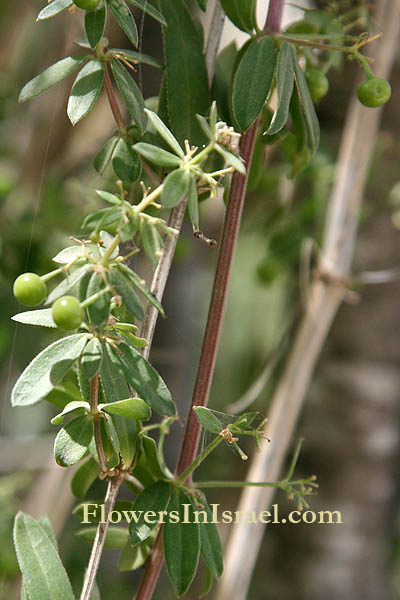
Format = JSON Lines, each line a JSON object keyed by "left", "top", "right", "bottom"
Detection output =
{"left": 103, "top": 62, "right": 126, "bottom": 135}
{"left": 216, "top": 2, "right": 400, "bottom": 599}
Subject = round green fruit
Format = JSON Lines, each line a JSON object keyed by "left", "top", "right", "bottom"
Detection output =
{"left": 52, "top": 296, "right": 84, "bottom": 330}
{"left": 73, "top": 0, "right": 101, "bottom": 10}
{"left": 13, "top": 273, "right": 47, "bottom": 306}
{"left": 357, "top": 78, "right": 391, "bottom": 108}
{"left": 305, "top": 68, "right": 329, "bottom": 103}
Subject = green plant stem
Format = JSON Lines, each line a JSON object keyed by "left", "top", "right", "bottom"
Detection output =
{"left": 81, "top": 286, "right": 112, "bottom": 309}
{"left": 99, "top": 234, "right": 121, "bottom": 265}
{"left": 194, "top": 480, "right": 281, "bottom": 488}
{"left": 175, "top": 436, "right": 223, "bottom": 487}
{"left": 134, "top": 183, "right": 164, "bottom": 214}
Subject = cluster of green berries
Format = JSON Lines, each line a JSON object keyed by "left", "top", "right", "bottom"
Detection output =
{"left": 13, "top": 273, "right": 83, "bottom": 331}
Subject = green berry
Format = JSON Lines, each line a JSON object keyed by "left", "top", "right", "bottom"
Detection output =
{"left": 357, "top": 78, "right": 391, "bottom": 108}
{"left": 305, "top": 68, "right": 329, "bottom": 103}
{"left": 52, "top": 296, "right": 84, "bottom": 330}
{"left": 13, "top": 273, "right": 47, "bottom": 306}
{"left": 73, "top": 0, "right": 101, "bottom": 10}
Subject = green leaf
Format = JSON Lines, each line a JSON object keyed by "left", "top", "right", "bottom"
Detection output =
{"left": 129, "top": 481, "right": 171, "bottom": 545}
{"left": 45, "top": 380, "right": 83, "bottom": 409}
{"left": 133, "top": 142, "right": 181, "bottom": 168}
{"left": 232, "top": 37, "right": 275, "bottom": 132}
{"left": 141, "top": 223, "right": 163, "bottom": 266}
{"left": 99, "top": 397, "right": 151, "bottom": 421}
{"left": 80, "top": 337, "right": 103, "bottom": 380}
{"left": 11, "top": 309, "right": 57, "bottom": 328}
{"left": 110, "top": 59, "right": 146, "bottom": 132}
{"left": 100, "top": 342, "right": 130, "bottom": 402}
{"left": 117, "top": 341, "right": 176, "bottom": 416}
{"left": 266, "top": 42, "right": 294, "bottom": 136}
{"left": 67, "top": 59, "right": 104, "bottom": 125}
{"left": 108, "top": 268, "right": 144, "bottom": 321}
{"left": 77, "top": 526, "right": 129, "bottom": 549}
{"left": 200, "top": 565, "right": 213, "bottom": 598}
{"left": 87, "top": 272, "right": 112, "bottom": 330}
{"left": 37, "top": 0, "right": 73, "bottom": 21}
{"left": 119, "top": 529, "right": 157, "bottom": 571}
{"left": 117, "top": 264, "right": 164, "bottom": 317}
{"left": 52, "top": 245, "right": 84, "bottom": 264}
{"left": 198, "top": 493, "right": 223, "bottom": 578}
{"left": 108, "top": 48, "right": 162, "bottom": 69}
{"left": 143, "top": 109, "right": 184, "bottom": 157}
{"left": 94, "top": 136, "right": 119, "bottom": 174}
{"left": 126, "top": 0, "right": 166, "bottom": 25}
{"left": 107, "top": 0, "right": 138, "bottom": 47}
{"left": 14, "top": 512, "right": 74, "bottom": 600}
{"left": 132, "top": 434, "right": 169, "bottom": 487}
{"left": 54, "top": 415, "right": 94, "bottom": 467}
{"left": 45, "top": 265, "right": 89, "bottom": 305}
{"left": 19, "top": 55, "right": 89, "bottom": 103}
{"left": 51, "top": 400, "right": 90, "bottom": 424}
{"left": 211, "top": 41, "right": 238, "bottom": 124}
{"left": 159, "top": 0, "right": 210, "bottom": 145}
{"left": 163, "top": 490, "right": 200, "bottom": 597}
{"left": 220, "top": 0, "right": 256, "bottom": 33}
{"left": 104, "top": 413, "right": 120, "bottom": 456}
{"left": 85, "top": 0, "right": 107, "bottom": 48}
{"left": 161, "top": 168, "right": 190, "bottom": 209}
{"left": 12, "top": 334, "right": 88, "bottom": 407}
{"left": 231, "top": 411, "right": 258, "bottom": 430}
{"left": 215, "top": 144, "right": 246, "bottom": 174}
{"left": 187, "top": 174, "right": 199, "bottom": 230}
{"left": 82, "top": 207, "right": 123, "bottom": 235}
{"left": 71, "top": 457, "right": 99, "bottom": 499}
{"left": 37, "top": 517, "right": 57, "bottom": 549}
{"left": 112, "top": 137, "right": 141, "bottom": 182}
{"left": 112, "top": 414, "right": 137, "bottom": 468}
{"left": 193, "top": 406, "right": 223, "bottom": 434}
{"left": 290, "top": 44, "right": 320, "bottom": 155}
{"left": 96, "top": 190, "right": 121, "bottom": 205}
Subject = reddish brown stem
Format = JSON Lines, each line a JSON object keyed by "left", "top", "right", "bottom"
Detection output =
{"left": 264, "top": 0, "right": 285, "bottom": 33}
{"left": 175, "top": 122, "right": 259, "bottom": 477}
{"left": 104, "top": 62, "right": 126, "bottom": 135}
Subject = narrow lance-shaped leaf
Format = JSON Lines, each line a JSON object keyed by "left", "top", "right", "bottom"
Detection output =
{"left": 131, "top": 433, "right": 170, "bottom": 486}
{"left": 141, "top": 222, "right": 163, "bottom": 266}
{"left": 215, "top": 144, "right": 246, "bottom": 174}
{"left": 108, "top": 268, "right": 145, "bottom": 321}
{"left": 163, "top": 490, "right": 200, "bottom": 597}
{"left": 94, "top": 136, "right": 119, "bottom": 174}
{"left": 85, "top": 0, "right": 107, "bottom": 49}
{"left": 99, "top": 397, "right": 151, "bottom": 421}
{"left": 161, "top": 168, "right": 190, "bottom": 209}
{"left": 107, "top": 0, "right": 138, "bottom": 47}
{"left": 290, "top": 44, "right": 320, "bottom": 155}
{"left": 77, "top": 527, "right": 129, "bottom": 549}
{"left": 129, "top": 481, "right": 171, "bottom": 545}
{"left": 11, "top": 334, "right": 88, "bottom": 406}
{"left": 116, "top": 341, "right": 176, "bottom": 416}
{"left": 86, "top": 272, "right": 112, "bottom": 330}
{"left": 71, "top": 457, "right": 99, "bottom": 499}
{"left": 220, "top": 0, "right": 257, "bottom": 33}
{"left": 144, "top": 109, "right": 184, "bottom": 157}
{"left": 117, "top": 263, "right": 165, "bottom": 316}
{"left": 232, "top": 37, "right": 275, "bottom": 132}
{"left": 126, "top": 0, "right": 167, "bottom": 26}
{"left": 119, "top": 529, "right": 157, "bottom": 571}
{"left": 266, "top": 41, "right": 295, "bottom": 136}
{"left": 198, "top": 493, "right": 224, "bottom": 579}
{"left": 14, "top": 513, "right": 74, "bottom": 600}
{"left": 67, "top": 60, "right": 104, "bottom": 125}
{"left": 45, "top": 264, "right": 89, "bottom": 305}
{"left": 54, "top": 414, "right": 94, "bottom": 467}
{"left": 51, "top": 400, "right": 90, "bottom": 425}
{"left": 112, "top": 137, "right": 141, "bottom": 183}
{"left": 110, "top": 59, "right": 146, "bottom": 133}
{"left": 37, "top": 0, "right": 73, "bottom": 21}
{"left": 159, "top": 0, "right": 210, "bottom": 145}
{"left": 11, "top": 309, "right": 56, "bottom": 328}
{"left": 133, "top": 142, "right": 181, "bottom": 168}
{"left": 80, "top": 337, "right": 103, "bottom": 380}
{"left": 19, "top": 55, "right": 89, "bottom": 103}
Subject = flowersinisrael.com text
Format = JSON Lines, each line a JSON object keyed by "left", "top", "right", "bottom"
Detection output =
{"left": 80, "top": 503, "right": 342, "bottom": 525}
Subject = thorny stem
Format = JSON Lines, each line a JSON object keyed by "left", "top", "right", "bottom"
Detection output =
{"left": 103, "top": 63, "right": 126, "bottom": 135}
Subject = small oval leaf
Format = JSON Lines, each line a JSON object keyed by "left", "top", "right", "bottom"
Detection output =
{"left": 54, "top": 415, "right": 94, "bottom": 467}
{"left": 67, "top": 59, "right": 104, "bottom": 125}
{"left": 161, "top": 168, "right": 190, "bottom": 209}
